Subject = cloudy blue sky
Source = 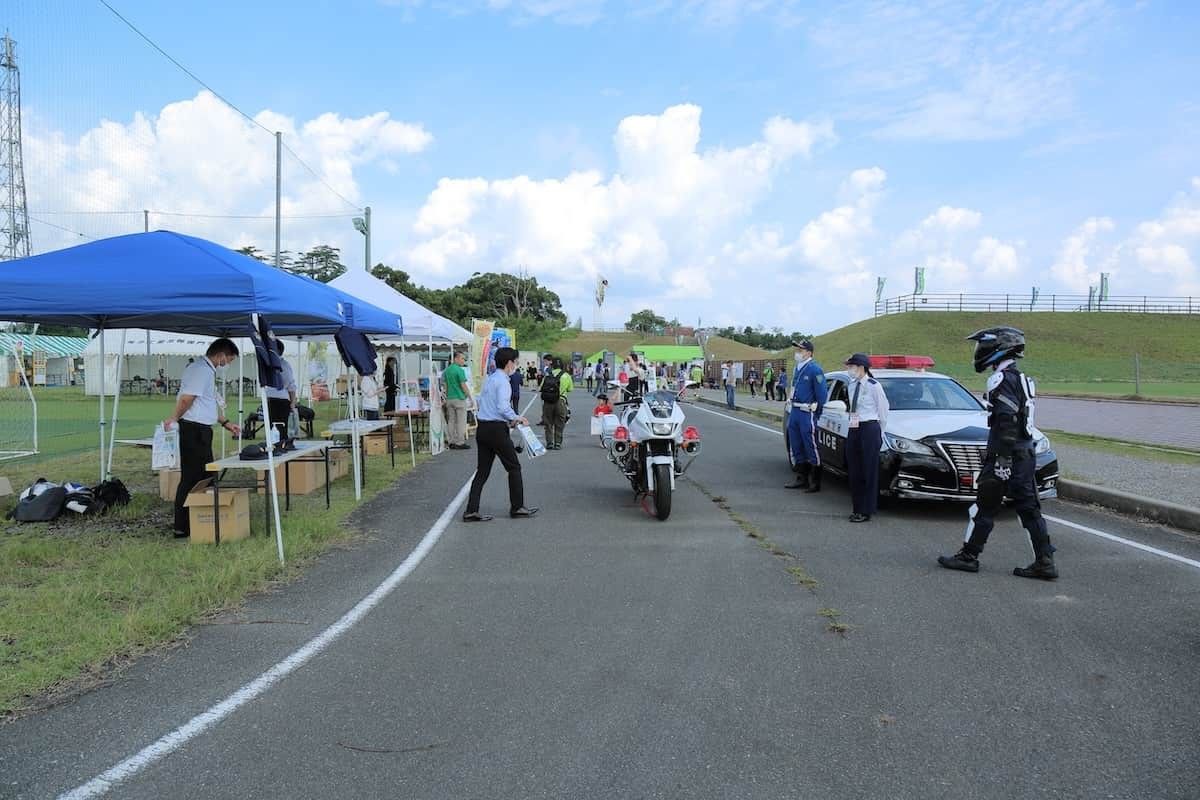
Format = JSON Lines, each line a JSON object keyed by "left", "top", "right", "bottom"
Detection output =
{"left": 8, "top": 0, "right": 1199, "bottom": 333}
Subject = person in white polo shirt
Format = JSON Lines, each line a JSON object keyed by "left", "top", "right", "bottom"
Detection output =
{"left": 164, "top": 338, "right": 241, "bottom": 539}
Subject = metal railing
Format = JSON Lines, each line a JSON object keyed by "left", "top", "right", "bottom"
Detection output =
{"left": 875, "top": 293, "right": 1199, "bottom": 316}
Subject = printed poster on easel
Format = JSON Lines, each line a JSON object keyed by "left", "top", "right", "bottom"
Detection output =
{"left": 428, "top": 369, "right": 445, "bottom": 455}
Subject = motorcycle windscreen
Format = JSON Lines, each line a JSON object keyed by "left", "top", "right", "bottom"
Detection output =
{"left": 646, "top": 391, "right": 676, "bottom": 419}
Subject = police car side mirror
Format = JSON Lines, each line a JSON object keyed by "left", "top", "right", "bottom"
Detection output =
{"left": 824, "top": 400, "right": 847, "bottom": 414}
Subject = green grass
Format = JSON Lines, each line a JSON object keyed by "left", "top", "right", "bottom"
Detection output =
{"left": 0, "top": 408, "right": 427, "bottom": 716}
{"left": 0, "top": 387, "right": 358, "bottom": 465}
{"left": 799, "top": 312, "right": 1200, "bottom": 399}
{"left": 1042, "top": 429, "right": 1200, "bottom": 463}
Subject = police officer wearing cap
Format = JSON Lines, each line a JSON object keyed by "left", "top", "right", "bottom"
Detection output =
{"left": 785, "top": 340, "right": 827, "bottom": 492}
{"left": 842, "top": 353, "right": 889, "bottom": 522}
{"left": 939, "top": 327, "right": 1057, "bottom": 579}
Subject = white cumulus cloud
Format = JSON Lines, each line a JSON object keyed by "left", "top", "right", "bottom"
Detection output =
{"left": 405, "top": 104, "right": 835, "bottom": 291}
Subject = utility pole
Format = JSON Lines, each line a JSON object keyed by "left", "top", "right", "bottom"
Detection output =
{"left": 0, "top": 33, "right": 31, "bottom": 260}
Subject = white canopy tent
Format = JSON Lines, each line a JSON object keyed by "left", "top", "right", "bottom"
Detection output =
{"left": 329, "top": 270, "right": 471, "bottom": 346}
{"left": 82, "top": 330, "right": 343, "bottom": 397}
{"left": 331, "top": 270, "right": 471, "bottom": 462}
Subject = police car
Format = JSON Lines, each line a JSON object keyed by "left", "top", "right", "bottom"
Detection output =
{"left": 783, "top": 355, "right": 1059, "bottom": 501}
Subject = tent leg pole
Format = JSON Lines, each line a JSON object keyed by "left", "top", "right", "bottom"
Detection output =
{"left": 99, "top": 326, "right": 106, "bottom": 483}
{"left": 106, "top": 330, "right": 127, "bottom": 477}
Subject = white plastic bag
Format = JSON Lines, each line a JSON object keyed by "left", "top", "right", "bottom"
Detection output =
{"left": 152, "top": 423, "right": 179, "bottom": 470}
{"left": 590, "top": 415, "right": 602, "bottom": 436}
{"left": 516, "top": 423, "right": 546, "bottom": 458}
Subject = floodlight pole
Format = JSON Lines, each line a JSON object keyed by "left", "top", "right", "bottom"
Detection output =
{"left": 364, "top": 206, "right": 371, "bottom": 272}
{"left": 274, "top": 132, "right": 282, "bottom": 268}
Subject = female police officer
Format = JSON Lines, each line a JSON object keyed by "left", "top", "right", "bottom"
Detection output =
{"left": 842, "top": 353, "right": 889, "bottom": 522}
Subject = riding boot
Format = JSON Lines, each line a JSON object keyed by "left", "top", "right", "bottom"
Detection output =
{"left": 785, "top": 463, "right": 810, "bottom": 489}
{"left": 804, "top": 465, "right": 822, "bottom": 493}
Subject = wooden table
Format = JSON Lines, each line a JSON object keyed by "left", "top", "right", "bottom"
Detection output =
{"left": 204, "top": 440, "right": 332, "bottom": 545}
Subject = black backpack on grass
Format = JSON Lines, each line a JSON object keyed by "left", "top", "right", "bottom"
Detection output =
{"left": 7, "top": 479, "right": 68, "bottom": 522}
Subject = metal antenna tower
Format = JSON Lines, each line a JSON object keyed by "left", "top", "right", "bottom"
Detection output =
{"left": 1, "top": 32, "right": 31, "bottom": 261}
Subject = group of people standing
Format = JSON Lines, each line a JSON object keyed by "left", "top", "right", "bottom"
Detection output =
{"left": 781, "top": 340, "right": 888, "bottom": 524}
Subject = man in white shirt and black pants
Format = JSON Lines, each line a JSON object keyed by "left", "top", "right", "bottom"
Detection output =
{"left": 164, "top": 338, "right": 241, "bottom": 538}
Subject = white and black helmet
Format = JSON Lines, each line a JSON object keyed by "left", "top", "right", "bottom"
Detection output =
{"left": 967, "top": 326, "right": 1025, "bottom": 373}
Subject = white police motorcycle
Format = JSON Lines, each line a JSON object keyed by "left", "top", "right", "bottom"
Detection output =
{"left": 598, "top": 380, "right": 701, "bottom": 520}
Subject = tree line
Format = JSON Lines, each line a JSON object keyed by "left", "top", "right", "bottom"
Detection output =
{"left": 235, "top": 245, "right": 569, "bottom": 347}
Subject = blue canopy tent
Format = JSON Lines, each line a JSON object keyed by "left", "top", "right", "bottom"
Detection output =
{"left": 0, "top": 230, "right": 351, "bottom": 562}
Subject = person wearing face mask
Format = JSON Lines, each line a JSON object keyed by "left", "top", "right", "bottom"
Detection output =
{"left": 784, "top": 340, "right": 827, "bottom": 491}
{"left": 463, "top": 346, "right": 539, "bottom": 522}
{"left": 841, "top": 353, "right": 889, "bottom": 522}
{"left": 164, "top": 338, "right": 241, "bottom": 539}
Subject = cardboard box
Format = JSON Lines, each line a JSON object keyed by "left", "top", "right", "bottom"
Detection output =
{"left": 158, "top": 468, "right": 182, "bottom": 501}
{"left": 254, "top": 456, "right": 329, "bottom": 495}
{"left": 329, "top": 448, "right": 350, "bottom": 480}
{"left": 365, "top": 433, "right": 391, "bottom": 456}
{"left": 184, "top": 479, "right": 250, "bottom": 544}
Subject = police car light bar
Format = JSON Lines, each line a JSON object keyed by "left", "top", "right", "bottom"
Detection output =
{"left": 869, "top": 355, "right": 936, "bottom": 370}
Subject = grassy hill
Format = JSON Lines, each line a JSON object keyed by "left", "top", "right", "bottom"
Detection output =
{"left": 548, "top": 331, "right": 688, "bottom": 359}
{"left": 801, "top": 312, "right": 1200, "bottom": 398}
{"left": 702, "top": 335, "right": 776, "bottom": 361}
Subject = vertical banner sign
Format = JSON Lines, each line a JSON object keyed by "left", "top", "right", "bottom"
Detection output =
{"left": 914, "top": 267, "right": 926, "bottom": 295}
{"left": 876, "top": 276, "right": 886, "bottom": 303}
{"left": 32, "top": 350, "right": 46, "bottom": 386}
{"left": 428, "top": 369, "right": 445, "bottom": 455}
{"left": 1100, "top": 272, "right": 1110, "bottom": 301}
{"left": 1088, "top": 285, "right": 1098, "bottom": 310}
{"left": 470, "top": 319, "right": 495, "bottom": 395}
{"left": 1031, "top": 286, "right": 1040, "bottom": 310}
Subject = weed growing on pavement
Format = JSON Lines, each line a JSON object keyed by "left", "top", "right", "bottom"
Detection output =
{"left": 819, "top": 607, "right": 850, "bottom": 635}
{"left": 786, "top": 565, "right": 819, "bottom": 590}
{"left": 0, "top": 445, "right": 427, "bottom": 717}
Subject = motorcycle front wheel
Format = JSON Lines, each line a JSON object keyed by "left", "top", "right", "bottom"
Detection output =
{"left": 653, "top": 463, "right": 672, "bottom": 520}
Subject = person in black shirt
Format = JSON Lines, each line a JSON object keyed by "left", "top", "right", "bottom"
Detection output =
{"left": 939, "top": 327, "right": 1057, "bottom": 580}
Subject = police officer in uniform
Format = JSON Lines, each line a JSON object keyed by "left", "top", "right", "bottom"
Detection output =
{"left": 939, "top": 327, "right": 1058, "bottom": 579}
{"left": 842, "top": 353, "right": 889, "bottom": 522}
{"left": 785, "top": 340, "right": 828, "bottom": 492}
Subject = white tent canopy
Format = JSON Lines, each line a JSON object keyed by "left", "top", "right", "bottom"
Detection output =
{"left": 329, "top": 270, "right": 471, "bottom": 345}
{"left": 82, "top": 329, "right": 342, "bottom": 396}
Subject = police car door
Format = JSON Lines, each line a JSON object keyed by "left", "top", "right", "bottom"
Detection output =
{"left": 816, "top": 377, "right": 850, "bottom": 470}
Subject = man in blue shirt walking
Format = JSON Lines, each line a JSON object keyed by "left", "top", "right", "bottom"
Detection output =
{"left": 785, "top": 340, "right": 828, "bottom": 492}
{"left": 463, "top": 346, "right": 540, "bottom": 522}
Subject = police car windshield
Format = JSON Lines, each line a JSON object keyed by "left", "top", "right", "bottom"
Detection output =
{"left": 878, "top": 377, "right": 982, "bottom": 411}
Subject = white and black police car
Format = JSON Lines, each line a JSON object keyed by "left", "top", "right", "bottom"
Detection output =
{"left": 783, "top": 355, "right": 1059, "bottom": 501}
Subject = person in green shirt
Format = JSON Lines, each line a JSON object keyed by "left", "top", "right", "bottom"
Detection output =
{"left": 541, "top": 357, "right": 575, "bottom": 449}
{"left": 442, "top": 351, "right": 474, "bottom": 450}
{"left": 763, "top": 363, "right": 774, "bottom": 398}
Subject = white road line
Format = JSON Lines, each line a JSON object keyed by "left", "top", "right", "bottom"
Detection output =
{"left": 1043, "top": 514, "right": 1200, "bottom": 570}
{"left": 60, "top": 478, "right": 474, "bottom": 800}
{"left": 689, "top": 402, "right": 783, "bottom": 436}
{"left": 692, "top": 402, "right": 1200, "bottom": 572}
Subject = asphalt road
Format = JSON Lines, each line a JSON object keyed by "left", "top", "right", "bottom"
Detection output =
{"left": 3, "top": 389, "right": 1199, "bottom": 799}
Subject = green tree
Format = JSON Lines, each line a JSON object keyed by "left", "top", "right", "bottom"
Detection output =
{"left": 625, "top": 309, "right": 668, "bottom": 333}
{"left": 289, "top": 245, "right": 346, "bottom": 283}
